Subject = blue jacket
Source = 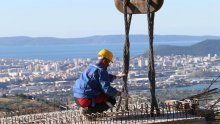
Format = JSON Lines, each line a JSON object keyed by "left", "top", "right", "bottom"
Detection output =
{"left": 73, "top": 63, "right": 118, "bottom": 99}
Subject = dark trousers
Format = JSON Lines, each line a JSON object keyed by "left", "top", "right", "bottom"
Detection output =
{"left": 75, "top": 96, "right": 116, "bottom": 114}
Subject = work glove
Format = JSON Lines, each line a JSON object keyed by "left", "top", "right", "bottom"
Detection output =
{"left": 121, "top": 92, "right": 129, "bottom": 98}
{"left": 116, "top": 72, "right": 126, "bottom": 79}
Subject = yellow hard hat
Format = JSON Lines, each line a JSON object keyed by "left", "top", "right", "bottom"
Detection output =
{"left": 98, "top": 49, "right": 113, "bottom": 63}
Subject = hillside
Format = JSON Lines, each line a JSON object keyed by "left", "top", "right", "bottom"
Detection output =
{"left": 153, "top": 39, "right": 220, "bottom": 56}
{"left": 0, "top": 95, "right": 63, "bottom": 117}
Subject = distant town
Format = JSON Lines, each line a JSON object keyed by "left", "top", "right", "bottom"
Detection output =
{"left": 0, "top": 54, "right": 220, "bottom": 102}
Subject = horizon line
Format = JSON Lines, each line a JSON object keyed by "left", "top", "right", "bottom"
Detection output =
{"left": 0, "top": 34, "right": 220, "bottom": 39}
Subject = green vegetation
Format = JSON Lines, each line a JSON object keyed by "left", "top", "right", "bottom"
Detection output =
{"left": 0, "top": 95, "right": 65, "bottom": 117}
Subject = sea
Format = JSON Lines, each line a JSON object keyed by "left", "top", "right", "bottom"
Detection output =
{"left": 0, "top": 40, "right": 200, "bottom": 60}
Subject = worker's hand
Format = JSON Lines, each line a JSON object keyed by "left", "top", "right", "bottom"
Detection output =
{"left": 116, "top": 72, "right": 126, "bottom": 79}
{"left": 121, "top": 92, "right": 129, "bottom": 98}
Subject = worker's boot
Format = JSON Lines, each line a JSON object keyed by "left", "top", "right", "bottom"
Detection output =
{"left": 81, "top": 107, "right": 96, "bottom": 121}
{"left": 82, "top": 107, "right": 89, "bottom": 115}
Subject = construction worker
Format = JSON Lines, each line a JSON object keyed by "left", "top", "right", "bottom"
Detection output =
{"left": 73, "top": 49, "right": 127, "bottom": 115}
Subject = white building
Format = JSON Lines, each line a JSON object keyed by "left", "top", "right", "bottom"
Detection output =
{"left": 138, "top": 56, "right": 144, "bottom": 67}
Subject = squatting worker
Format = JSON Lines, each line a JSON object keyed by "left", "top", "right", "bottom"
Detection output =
{"left": 73, "top": 49, "right": 127, "bottom": 115}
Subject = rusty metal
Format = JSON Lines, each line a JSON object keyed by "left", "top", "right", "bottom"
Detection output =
{"left": 180, "top": 88, "right": 219, "bottom": 101}
{"left": 0, "top": 103, "right": 206, "bottom": 124}
{"left": 114, "top": 0, "right": 164, "bottom": 14}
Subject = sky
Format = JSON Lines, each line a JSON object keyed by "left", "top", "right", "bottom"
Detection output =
{"left": 0, "top": 0, "right": 220, "bottom": 38}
